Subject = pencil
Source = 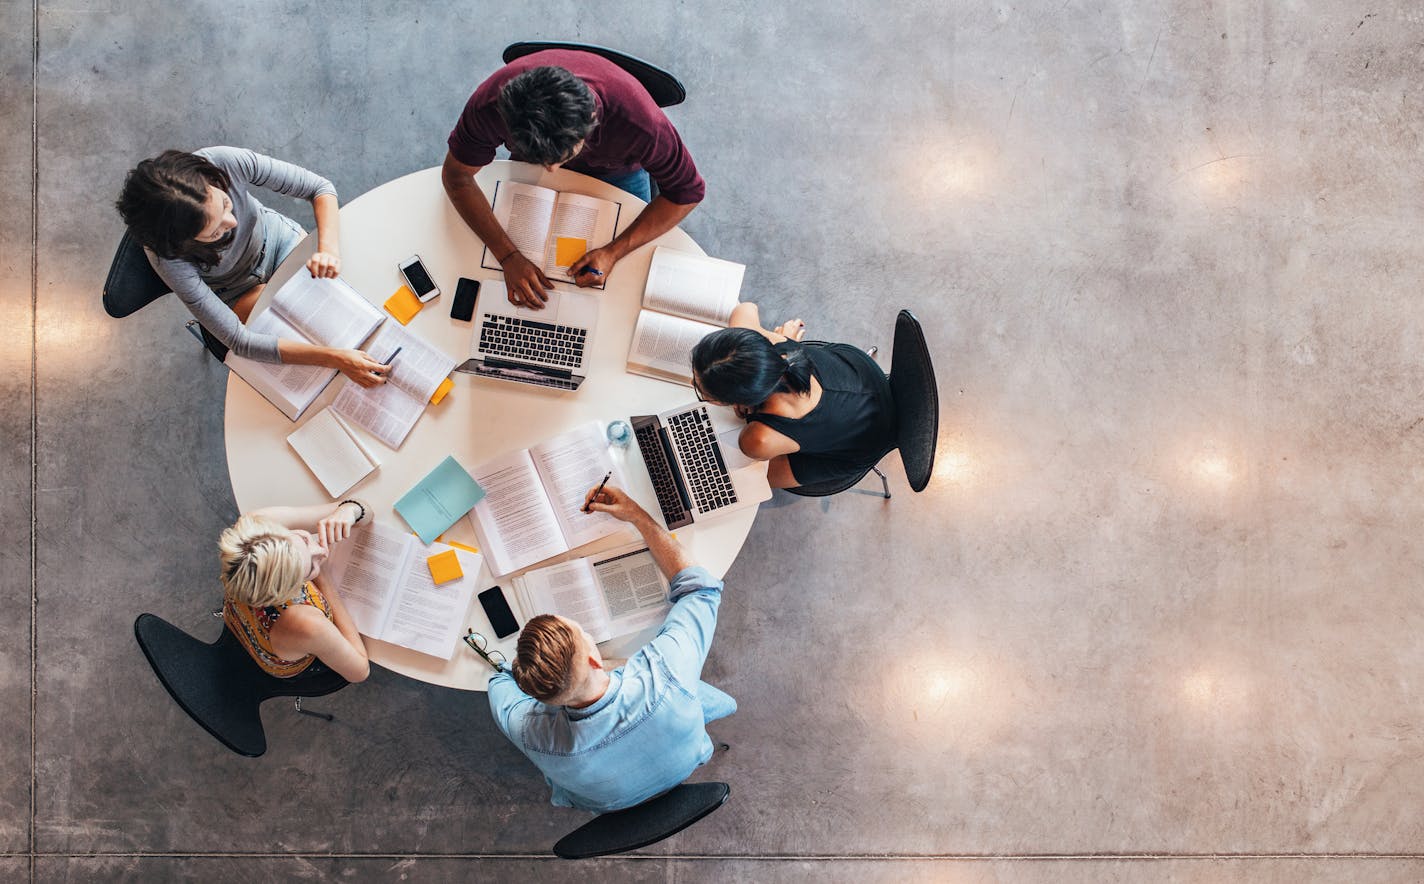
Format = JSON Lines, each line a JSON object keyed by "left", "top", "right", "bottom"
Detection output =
{"left": 584, "top": 470, "right": 613, "bottom": 513}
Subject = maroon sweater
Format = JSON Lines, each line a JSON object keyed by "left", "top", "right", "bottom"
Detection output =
{"left": 447, "top": 49, "right": 705, "bottom": 205}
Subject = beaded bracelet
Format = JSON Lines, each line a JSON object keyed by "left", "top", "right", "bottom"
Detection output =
{"left": 338, "top": 499, "right": 367, "bottom": 523}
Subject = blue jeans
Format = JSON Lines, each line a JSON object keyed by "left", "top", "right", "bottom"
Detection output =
{"left": 698, "top": 680, "right": 737, "bottom": 724}
{"left": 592, "top": 168, "right": 652, "bottom": 203}
{"left": 209, "top": 208, "right": 306, "bottom": 301}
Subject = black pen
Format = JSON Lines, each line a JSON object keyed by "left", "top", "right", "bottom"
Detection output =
{"left": 584, "top": 470, "right": 613, "bottom": 513}
{"left": 382, "top": 346, "right": 403, "bottom": 366}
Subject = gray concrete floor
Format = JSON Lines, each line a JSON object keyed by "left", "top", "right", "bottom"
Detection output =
{"left": 6, "top": 0, "right": 1424, "bottom": 881}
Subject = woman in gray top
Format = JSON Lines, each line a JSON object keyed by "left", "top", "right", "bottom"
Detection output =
{"left": 115, "top": 147, "right": 389, "bottom": 386}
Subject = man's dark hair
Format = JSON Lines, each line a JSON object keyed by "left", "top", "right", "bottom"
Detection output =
{"left": 497, "top": 66, "right": 597, "bottom": 166}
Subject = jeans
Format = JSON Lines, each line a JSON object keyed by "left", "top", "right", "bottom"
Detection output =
{"left": 209, "top": 208, "right": 306, "bottom": 301}
{"left": 697, "top": 680, "right": 737, "bottom": 724}
{"left": 592, "top": 167, "right": 652, "bottom": 203}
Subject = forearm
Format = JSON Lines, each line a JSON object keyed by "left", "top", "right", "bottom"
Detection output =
{"left": 320, "top": 584, "right": 369, "bottom": 657}
{"left": 605, "top": 196, "right": 697, "bottom": 261}
{"left": 248, "top": 502, "right": 337, "bottom": 531}
{"left": 442, "top": 165, "right": 519, "bottom": 263}
{"left": 630, "top": 510, "right": 696, "bottom": 580}
{"left": 312, "top": 193, "right": 340, "bottom": 254}
{"left": 276, "top": 338, "right": 342, "bottom": 368}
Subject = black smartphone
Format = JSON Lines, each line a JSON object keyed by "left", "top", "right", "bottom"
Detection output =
{"left": 478, "top": 585, "right": 520, "bottom": 639}
{"left": 452, "top": 277, "right": 479, "bottom": 322}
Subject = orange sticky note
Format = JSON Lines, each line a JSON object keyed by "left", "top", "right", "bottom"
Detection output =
{"left": 555, "top": 236, "right": 588, "bottom": 266}
{"left": 429, "top": 377, "right": 454, "bottom": 405}
{"left": 384, "top": 285, "right": 423, "bottom": 325}
{"left": 427, "top": 549, "right": 463, "bottom": 585}
{"left": 436, "top": 535, "right": 481, "bottom": 555}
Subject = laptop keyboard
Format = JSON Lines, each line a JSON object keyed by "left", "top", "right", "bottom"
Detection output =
{"left": 480, "top": 315, "right": 587, "bottom": 368}
{"left": 667, "top": 409, "right": 739, "bottom": 512}
{"left": 635, "top": 420, "right": 692, "bottom": 529}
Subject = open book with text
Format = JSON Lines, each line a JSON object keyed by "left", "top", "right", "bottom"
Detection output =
{"left": 331, "top": 321, "right": 457, "bottom": 449}
{"left": 480, "top": 180, "right": 622, "bottom": 287}
{"left": 466, "top": 422, "right": 635, "bottom": 576}
{"left": 226, "top": 274, "right": 385, "bottom": 419}
{"left": 323, "top": 520, "right": 484, "bottom": 660}
{"left": 511, "top": 543, "right": 671, "bottom": 644}
{"left": 285, "top": 406, "right": 380, "bottom": 497}
{"left": 626, "top": 247, "right": 745, "bottom": 385}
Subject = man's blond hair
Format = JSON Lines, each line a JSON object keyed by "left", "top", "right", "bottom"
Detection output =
{"left": 511, "top": 615, "right": 581, "bottom": 702}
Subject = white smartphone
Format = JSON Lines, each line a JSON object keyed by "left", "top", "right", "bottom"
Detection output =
{"left": 398, "top": 254, "right": 441, "bottom": 303}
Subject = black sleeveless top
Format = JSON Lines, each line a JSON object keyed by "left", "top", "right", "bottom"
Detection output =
{"left": 745, "top": 341, "right": 897, "bottom": 485}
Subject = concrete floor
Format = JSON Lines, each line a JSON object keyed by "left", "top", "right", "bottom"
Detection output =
{"left": 7, "top": 0, "right": 1424, "bottom": 881}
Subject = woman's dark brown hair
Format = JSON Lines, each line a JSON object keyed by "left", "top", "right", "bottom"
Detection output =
{"left": 115, "top": 150, "right": 232, "bottom": 269}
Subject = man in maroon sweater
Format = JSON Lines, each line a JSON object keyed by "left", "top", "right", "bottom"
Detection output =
{"left": 442, "top": 49, "right": 705, "bottom": 309}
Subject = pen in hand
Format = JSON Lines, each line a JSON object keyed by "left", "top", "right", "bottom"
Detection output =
{"left": 577, "top": 266, "right": 603, "bottom": 278}
{"left": 584, "top": 471, "right": 613, "bottom": 513}
{"left": 382, "top": 347, "right": 403, "bottom": 367}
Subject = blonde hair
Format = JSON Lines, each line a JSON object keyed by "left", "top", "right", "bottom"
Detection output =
{"left": 512, "top": 615, "right": 581, "bottom": 702}
{"left": 218, "top": 515, "right": 306, "bottom": 608}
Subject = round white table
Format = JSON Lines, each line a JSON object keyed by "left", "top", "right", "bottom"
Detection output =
{"left": 224, "top": 161, "right": 760, "bottom": 690}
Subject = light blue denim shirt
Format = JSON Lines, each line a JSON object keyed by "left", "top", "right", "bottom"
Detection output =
{"left": 488, "top": 566, "right": 728, "bottom": 813}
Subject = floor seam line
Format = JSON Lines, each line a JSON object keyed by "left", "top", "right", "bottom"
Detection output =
{"left": 28, "top": 0, "right": 38, "bottom": 880}
{"left": 28, "top": 852, "right": 1424, "bottom": 861}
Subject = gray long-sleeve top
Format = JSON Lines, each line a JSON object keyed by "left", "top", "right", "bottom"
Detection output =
{"left": 146, "top": 146, "right": 337, "bottom": 362}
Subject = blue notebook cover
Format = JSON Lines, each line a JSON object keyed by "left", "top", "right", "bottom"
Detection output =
{"left": 394, "top": 456, "right": 486, "bottom": 544}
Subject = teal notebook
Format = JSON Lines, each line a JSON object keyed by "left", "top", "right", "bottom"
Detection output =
{"left": 394, "top": 456, "right": 487, "bottom": 544}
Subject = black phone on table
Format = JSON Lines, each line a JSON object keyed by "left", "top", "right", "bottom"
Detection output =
{"left": 452, "top": 277, "right": 479, "bottom": 321}
{"left": 478, "top": 585, "right": 520, "bottom": 639}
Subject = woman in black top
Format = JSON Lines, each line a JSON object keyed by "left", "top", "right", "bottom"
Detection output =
{"left": 690, "top": 303, "right": 896, "bottom": 489}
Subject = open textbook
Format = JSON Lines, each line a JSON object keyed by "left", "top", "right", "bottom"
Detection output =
{"left": 322, "top": 520, "right": 484, "bottom": 660}
{"left": 479, "top": 180, "right": 622, "bottom": 287}
{"left": 226, "top": 274, "right": 385, "bottom": 419}
{"left": 626, "top": 247, "right": 745, "bottom": 385}
{"left": 511, "top": 543, "right": 671, "bottom": 644}
{"left": 285, "top": 406, "right": 380, "bottom": 497}
{"left": 466, "top": 422, "right": 635, "bottom": 576}
{"left": 331, "top": 321, "right": 457, "bottom": 449}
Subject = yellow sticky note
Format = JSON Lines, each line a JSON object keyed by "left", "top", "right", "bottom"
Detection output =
{"left": 555, "top": 236, "right": 588, "bottom": 267}
{"left": 427, "top": 549, "right": 463, "bottom": 585}
{"left": 429, "top": 377, "right": 454, "bottom": 405}
{"left": 384, "top": 284, "right": 423, "bottom": 325}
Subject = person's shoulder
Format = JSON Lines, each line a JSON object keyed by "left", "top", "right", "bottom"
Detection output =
{"left": 271, "top": 602, "right": 330, "bottom": 639}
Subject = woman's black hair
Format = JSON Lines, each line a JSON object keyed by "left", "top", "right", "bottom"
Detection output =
{"left": 497, "top": 66, "right": 598, "bottom": 166}
{"left": 690, "top": 327, "right": 814, "bottom": 408}
{"left": 115, "top": 150, "right": 233, "bottom": 269}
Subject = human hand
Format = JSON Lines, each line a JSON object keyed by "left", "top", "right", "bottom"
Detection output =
{"left": 332, "top": 349, "right": 391, "bottom": 388}
{"left": 773, "top": 318, "right": 806, "bottom": 341}
{"left": 306, "top": 250, "right": 341, "bottom": 279}
{"left": 501, "top": 251, "right": 553, "bottom": 309}
{"left": 569, "top": 246, "right": 617, "bottom": 288}
{"left": 317, "top": 500, "right": 364, "bottom": 549}
{"left": 583, "top": 484, "right": 648, "bottom": 524}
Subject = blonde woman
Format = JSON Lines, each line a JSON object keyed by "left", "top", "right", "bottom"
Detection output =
{"left": 219, "top": 500, "right": 371, "bottom": 683}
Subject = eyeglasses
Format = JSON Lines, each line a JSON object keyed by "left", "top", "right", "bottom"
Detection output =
{"left": 462, "top": 629, "right": 507, "bottom": 670}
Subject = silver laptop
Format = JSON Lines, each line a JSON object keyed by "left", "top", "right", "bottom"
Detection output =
{"left": 631, "top": 403, "right": 772, "bottom": 529}
{"left": 456, "top": 280, "right": 599, "bottom": 391}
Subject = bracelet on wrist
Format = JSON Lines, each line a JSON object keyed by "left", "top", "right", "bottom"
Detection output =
{"left": 338, "top": 499, "right": 366, "bottom": 523}
{"left": 496, "top": 247, "right": 518, "bottom": 264}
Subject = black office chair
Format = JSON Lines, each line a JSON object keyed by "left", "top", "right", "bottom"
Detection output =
{"left": 503, "top": 42, "right": 686, "bottom": 108}
{"left": 553, "top": 782, "right": 730, "bottom": 859}
{"left": 786, "top": 310, "right": 940, "bottom": 499}
{"left": 104, "top": 231, "right": 229, "bottom": 361}
{"left": 133, "top": 613, "right": 347, "bottom": 758}
{"left": 102, "top": 229, "right": 169, "bottom": 319}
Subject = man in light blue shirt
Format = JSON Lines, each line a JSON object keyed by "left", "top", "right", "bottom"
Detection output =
{"left": 486, "top": 484, "right": 737, "bottom": 812}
